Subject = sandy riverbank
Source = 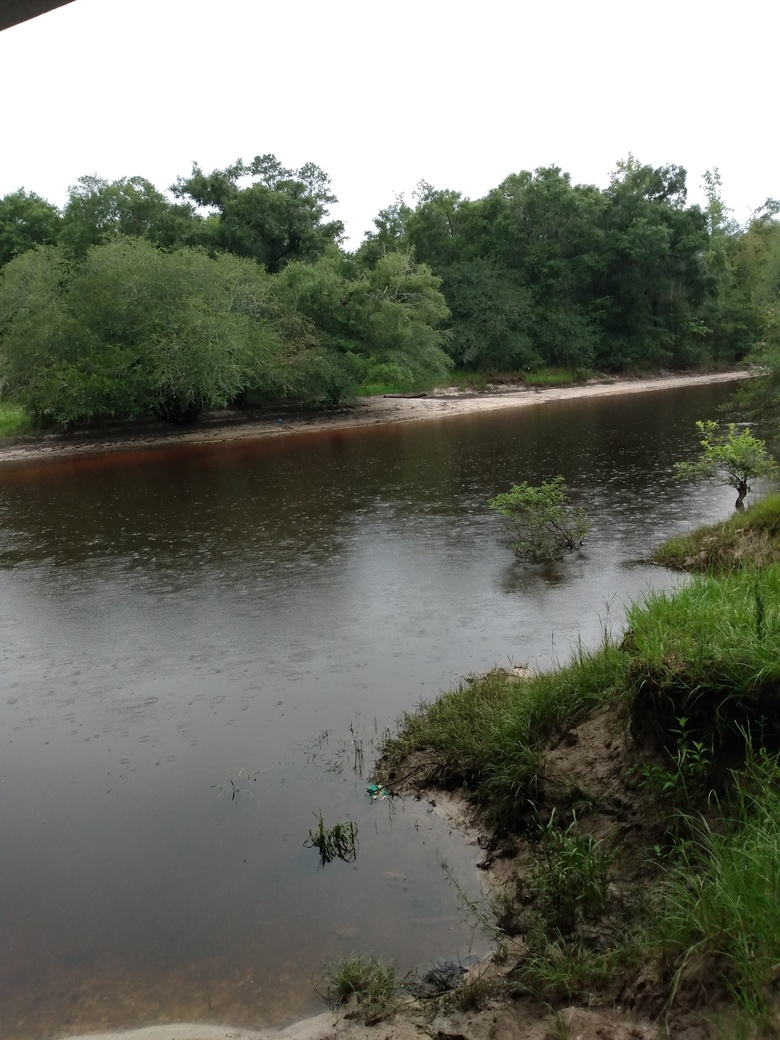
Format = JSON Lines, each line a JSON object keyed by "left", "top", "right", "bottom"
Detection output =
{"left": 0, "top": 370, "right": 749, "bottom": 467}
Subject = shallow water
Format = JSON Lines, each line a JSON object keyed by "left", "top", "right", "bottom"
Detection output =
{"left": 0, "top": 382, "right": 749, "bottom": 1038}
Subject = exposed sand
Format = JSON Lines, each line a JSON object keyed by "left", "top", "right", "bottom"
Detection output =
{"left": 57, "top": 1004, "right": 663, "bottom": 1040}
{"left": 0, "top": 370, "right": 750, "bottom": 467}
{"left": 57, "top": 1019, "right": 337, "bottom": 1040}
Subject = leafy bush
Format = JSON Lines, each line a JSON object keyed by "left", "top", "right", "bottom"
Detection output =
{"left": 489, "top": 478, "right": 590, "bottom": 561}
{"left": 0, "top": 241, "right": 286, "bottom": 425}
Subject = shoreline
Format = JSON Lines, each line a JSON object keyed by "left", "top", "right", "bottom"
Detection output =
{"left": 0, "top": 370, "right": 749, "bottom": 467}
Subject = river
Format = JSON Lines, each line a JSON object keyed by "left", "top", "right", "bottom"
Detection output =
{"left": 0, "top": 381, "right": 748, "bottom": 1038}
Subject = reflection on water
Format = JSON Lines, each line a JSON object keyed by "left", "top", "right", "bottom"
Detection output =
{"left": 0, "top": 382, "right": 750, "bottom": 1038}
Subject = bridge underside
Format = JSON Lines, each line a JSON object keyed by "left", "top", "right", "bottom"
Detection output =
{"left": 0, "top": 0, "right": 76, "bottom": 32}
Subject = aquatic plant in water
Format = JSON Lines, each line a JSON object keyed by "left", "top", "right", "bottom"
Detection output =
{"left": 305, "top": 813, "right": 358, "bottom": 866}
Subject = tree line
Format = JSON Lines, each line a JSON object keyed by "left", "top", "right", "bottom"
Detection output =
{"left": 0, "top": 154, "right": 778, "bottom": 426}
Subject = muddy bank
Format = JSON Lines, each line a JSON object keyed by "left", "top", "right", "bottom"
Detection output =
{"left": 0, "top": 371, "right": 749, "bottom": 466}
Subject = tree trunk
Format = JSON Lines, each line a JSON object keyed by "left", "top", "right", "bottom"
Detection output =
{"left": 735, "top": 479, "right": 749, "bottom": 511}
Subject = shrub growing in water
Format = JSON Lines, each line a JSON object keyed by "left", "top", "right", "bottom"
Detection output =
{"left": 488, "top": 478, "right": 589, "bottom": 562}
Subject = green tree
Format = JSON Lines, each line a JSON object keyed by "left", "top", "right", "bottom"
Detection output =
{"left": 270, "top": 251, "right": 451, "bottom": 401}
{"left": 439, "top": 258, "right": 538, "bottom": 370}
{"left": 0, "top": 240, "right": 288, "bottom": 425}
{"left": 404, "top": 182, "right": 468, "bottom": 268}
{"left": 475, "top": 167, "right": 608, "bottom": 369}
{"left": 385, "top": 169, "right": 608, "bottom": 371}
{"left": 172, "top": 154, "right": 344, "bottom": 273}
{"left": 61, "top": 175, "right": 201, "bottom": 256}
{"left": 694, "top": 169, "right": 755, "bottom": 365}
{"left": 488, "top": 478, "right": 590, "bottom": 561}
{"left": 360, "top": 161, "right": 731, "bottom": 376}
{"left": 0, "top": 189, "right": 62, "bottom": 267}
{"left": 742, "top": 204, "right": 780, "bottom": 341}
{"left": 353, "top": 196, "right": 412, "bottom": 267}
{"left": 675, "top": 420, "right": 778, "bottom": 510}
{"left": 596, "top": 157, "right": 712, "bottom": 369}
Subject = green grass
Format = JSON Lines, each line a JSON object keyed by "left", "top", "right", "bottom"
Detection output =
{"left": 533, "top": 810, "right": 614, "bottom": 933}
{"left": 522, "top": 367, "right": 592, "bottom": 387}
{"left": 321, "top": 952, "right": 399, "bottom": 1019}
{"left": 624, "top": 566, "right": 780, "bottom": 756}
{"left": 445, "top": 370, "right": 494, "bottom": 391}
{"left": 382, "top": 566, "right": 780, "bottom": 817}
{"left": 657, "top": 750, "right": 780, "bottom": 1022}
{"left": 356, "top": 372, "right": 442, "bottom": 397}
{"left": 445, "top": 971, "right": 495, "bottom": 1012}
{"left": 447, "top": 367, "right": 593, "bottom": 390}
{"left": 372, "top": 525, "right": 780, "bottom": 1030}
{"left": 514, "top": 937, "right": 644, "bottom": 1002}
{"left": 382, "top": 642, "right": 625, "bottom": 826}
{"left": 0, "top": 402, "right": 33, "bottom": 437}
{"left": 357, "top": 382, "right": 406, "bottom": 397}
{"left": 653, "top": 494, "right": 780, "bottom": 572}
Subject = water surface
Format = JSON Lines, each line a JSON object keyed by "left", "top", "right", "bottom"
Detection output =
{"left": 0, "top": 382, "right": 748, "bottom": 1038}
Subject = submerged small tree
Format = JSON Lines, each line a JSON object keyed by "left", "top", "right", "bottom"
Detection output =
{"left": 488, "top": 478, "right": 590, "bottom": 562}
{"left": 675, "top": 420, "right": 778, "bottom": 511}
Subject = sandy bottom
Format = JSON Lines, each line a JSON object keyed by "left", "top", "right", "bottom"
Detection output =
{"left": 0, "top": 371, "right": 749, "bottom": 466}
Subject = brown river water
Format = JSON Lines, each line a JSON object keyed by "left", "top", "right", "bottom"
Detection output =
{"left": 0, "top": 381, "right": 756, "bottom": 1038}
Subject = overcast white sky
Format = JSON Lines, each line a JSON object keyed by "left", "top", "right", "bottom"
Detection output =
{"left": 1, "top": 0, "right": 776, "bottom": 246}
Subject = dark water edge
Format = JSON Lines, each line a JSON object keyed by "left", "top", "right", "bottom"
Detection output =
{"left": 0, "top": 380, "right": 757, "bottom": 1039}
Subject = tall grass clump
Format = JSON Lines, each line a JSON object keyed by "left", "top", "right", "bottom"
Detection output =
{"left": 516, "top": 941, "right": 642, "bottom": 1003}
{"left": 533, "top": 810, "right": 614, "bottom": 933}
{"left": 380, "top": 668, "right": 532, "bottom": 796}
{"left": 624, "top": 565, "right": 780, "bottom": 756}
{"left": 321, "top": 952, "right": 399, "bottom": 1020}
{"left": 658, "top": 750, "right": 780, "bottom": 1022}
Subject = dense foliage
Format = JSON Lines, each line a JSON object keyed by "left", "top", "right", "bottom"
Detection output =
{"left": 0, "top": 238, "right": 449, "bottom": 424}
{"left": 0, "top": 152, "right": 778, "bottom": 426}
{"left": 360, "top": 161, "right": 779, "bottom": 376}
